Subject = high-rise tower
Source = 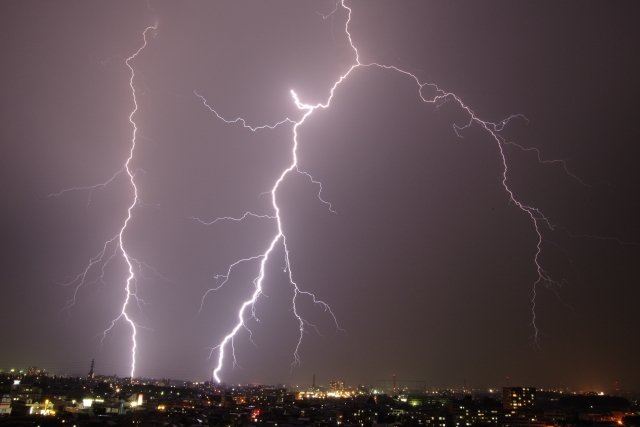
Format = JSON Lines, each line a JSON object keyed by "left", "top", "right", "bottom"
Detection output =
{"left": 88, "top": 358, "right": 95, "bottom": 380}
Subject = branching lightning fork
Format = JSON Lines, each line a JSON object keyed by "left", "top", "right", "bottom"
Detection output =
{"left": 53, "top": 24, "right": 157, "bottom": 379}
{"left": 196, "top": 0, "right": 580, "bottom": 382}
{"left": 195, "top": 88, "right": 342, "bottom": 382}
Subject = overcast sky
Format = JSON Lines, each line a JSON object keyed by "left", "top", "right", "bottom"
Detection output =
{"left": 1, "top": 0, "right": 639, "bottom": 390}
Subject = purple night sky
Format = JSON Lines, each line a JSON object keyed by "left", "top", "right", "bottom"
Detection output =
{"left": 1, "top": 1, "right": 639, "bottom": 390}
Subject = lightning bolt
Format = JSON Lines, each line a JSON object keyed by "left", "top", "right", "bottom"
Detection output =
{"left": 197, "top": 0, "right": 580, "bottom": 382}
{"left": 195, "top": 93, "right": 342, "bottom": 382}
{"left": 99, "top": 23, "right": 159, "bottom": 380}
{"left": 52, "top": 24, "right": 157, "bottom": 379}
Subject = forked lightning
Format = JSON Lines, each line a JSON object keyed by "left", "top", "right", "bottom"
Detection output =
{"left": 196, "top": 1, "right": 569, "bottom": 383}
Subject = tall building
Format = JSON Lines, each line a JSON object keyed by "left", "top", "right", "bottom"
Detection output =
{"left": 329, "top": 380, "right": 345, "bottom": 392}
{"left": 88, "top": 359, "right": 95, "bottom": 380}
{"left": 503, "top": 387, "right": 536, "bottom": 413}
{"left": 0, "top": 395, "right": 11, "bottom": 415}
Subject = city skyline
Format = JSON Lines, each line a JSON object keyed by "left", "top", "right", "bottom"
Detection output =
{"left": 1, "top": 1, "right": 639, "bottom": 389}
{"left": 0, "top": 365, "right": 631, "bottom": 396}
{"left": 2, "top": 368, "right": 636, "bottom": 426}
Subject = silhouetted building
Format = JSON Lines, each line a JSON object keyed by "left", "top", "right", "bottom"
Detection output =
{"left": 88, "top": 358, "right": 95, "bottom": 380}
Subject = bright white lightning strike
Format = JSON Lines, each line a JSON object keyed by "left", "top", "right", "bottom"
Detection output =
{"left": 101, "top": 24, "right": 158, "bottom": 379}
{"left": 198, "top": 0, "right": 576, "bottom": 382}
{"left": 54, "top": 24, "right": 157, "bottom": 379}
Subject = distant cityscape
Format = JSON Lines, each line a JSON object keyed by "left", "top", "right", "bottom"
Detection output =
{"left": 1, "top": 364, "right": 639, "bottom": 427}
